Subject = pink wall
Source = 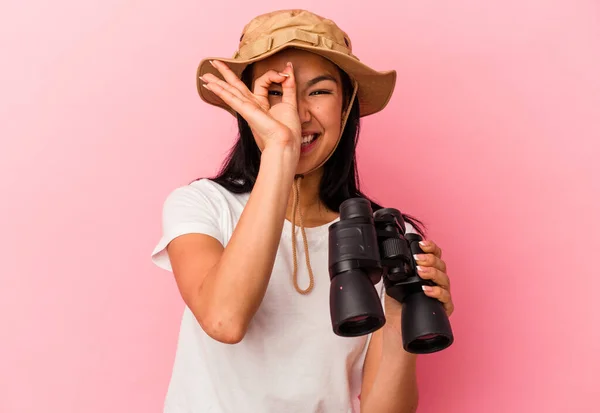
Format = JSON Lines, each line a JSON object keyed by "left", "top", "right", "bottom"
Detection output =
{"left": 1, "top": 1, "right": 598, "bottom": 412}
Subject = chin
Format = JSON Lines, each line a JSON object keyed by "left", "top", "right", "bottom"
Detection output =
{"left": 295, "top": 160, "right": 325, "bottom": 177}
{"left": 296, "top": 135, "right": 337, "bottom": 175}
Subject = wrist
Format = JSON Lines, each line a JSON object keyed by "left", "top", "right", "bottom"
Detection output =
{"left": 260, "top": 143, "right": 299, "bottom": 176}
{"left": 262, "top": 138, "right": 299, "bottom": 154}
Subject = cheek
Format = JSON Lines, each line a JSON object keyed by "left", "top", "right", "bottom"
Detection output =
{"left": 322, "top": 107, "right": 343, "bottom": 136}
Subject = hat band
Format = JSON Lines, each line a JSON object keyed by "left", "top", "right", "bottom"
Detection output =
{"left": 233, "top": 28, "right": 357, "bottom": 60}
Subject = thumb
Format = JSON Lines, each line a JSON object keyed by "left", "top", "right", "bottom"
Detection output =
{"left": 280, "top": 62, "right": 297, "bottom": 107}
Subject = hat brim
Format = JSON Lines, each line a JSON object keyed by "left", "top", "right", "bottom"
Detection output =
{"left": 196, "top": 42, "right": 396, "bottom": 118}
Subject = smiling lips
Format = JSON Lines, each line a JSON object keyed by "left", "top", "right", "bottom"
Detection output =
{"left": 300, "top": 132, "right": 321, "bottom": 154}
{"left": 301, "top": 133, "right": 319, "bottom": 145}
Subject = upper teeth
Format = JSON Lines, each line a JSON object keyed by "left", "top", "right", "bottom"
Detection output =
{"left": 302, "top": 134, "right": 317, "bottom": 144}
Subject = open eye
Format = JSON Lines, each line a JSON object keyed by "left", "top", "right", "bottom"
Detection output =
{"left": 310, "top": 90, "right": 332, "bottom": 96}
{"left": 268, "top": 90, "right": 283, "bottom": 96}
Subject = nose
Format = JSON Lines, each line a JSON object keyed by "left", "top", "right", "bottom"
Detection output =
{"left": 297, "top": 96, "right": 312, "bottom": 124}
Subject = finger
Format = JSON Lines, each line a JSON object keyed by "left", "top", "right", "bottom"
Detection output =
{"left": 418, "top": 239, "right": 442, "bottom": 258}
{"left": 416, "top": 266, "right": 450, "bottom": 290}
{"left": 413, "top": 253, "right": 447, "bottom": 274}
{"left": 203, "top": 74, "right": 293, "bottom": 141}
{"left": 201, "top": 73, "right": 248, "bottom": 103}
{"left": 280, "top": 61, "right": 297, "bottom": 108}
{"left": 252, "top": 69, "right": 292, "bottom": 108}
{"left": 209, "top": 60, "right": 255, "bottom": 100}
{"left": 422, "top": 286, "right": 454, "bottom": 316}
{"left": 202, "top": 82, "right": 276, "bottom": 129}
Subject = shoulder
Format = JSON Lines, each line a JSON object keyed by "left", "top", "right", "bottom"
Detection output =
{"left": 163, "top": 178, "right": 242, "bottom": 211}
{"left": 159, "top": 178, "right": 250, "bottom": 237}
{"left": 157, "top": 179, "right": 228, "bottom": 235}
{"left": 152, "top": 179, "right": 237, "bottom": 270}
{"left": 165, "top": 178, "right": 221, "bottom": 202}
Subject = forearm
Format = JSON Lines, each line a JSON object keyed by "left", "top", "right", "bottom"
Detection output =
{"left": 201, "top": 144, "right": 298, "bottom": 335}
{"left": 361, "top": 324, "right": 419, "bottom": 413}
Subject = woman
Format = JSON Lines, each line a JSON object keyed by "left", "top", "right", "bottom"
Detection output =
{"left": 151, "top": 9, "right": 454, "bottom": 413}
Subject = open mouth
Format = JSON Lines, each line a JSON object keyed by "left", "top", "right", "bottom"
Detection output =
{"left": 301, "top": 133, "right": 321, "bottom": 153}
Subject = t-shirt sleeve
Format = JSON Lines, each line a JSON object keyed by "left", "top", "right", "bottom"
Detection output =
{"left": 151, "top": 180, "right": 224, "bottom": 272}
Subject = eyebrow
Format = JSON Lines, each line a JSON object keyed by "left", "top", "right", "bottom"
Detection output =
{"left": 306, "top": 74, "right": 338, "bottom": 87}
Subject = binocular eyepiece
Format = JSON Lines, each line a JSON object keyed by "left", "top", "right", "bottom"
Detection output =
{"left": 328, "top": 198, "right": 454, "bottom": 354}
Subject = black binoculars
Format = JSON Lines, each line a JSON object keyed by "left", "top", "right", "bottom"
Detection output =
{"left": 328, "top": 198, "right": 454, "bottom": 354}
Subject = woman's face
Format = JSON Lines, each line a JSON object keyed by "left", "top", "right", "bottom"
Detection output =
{"left": 251, "top": 48, "right": 345, "bottom": 175}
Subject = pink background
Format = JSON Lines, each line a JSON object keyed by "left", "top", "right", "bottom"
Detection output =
{"left": 1, "top": 0, "right": 599, "bottom": 412}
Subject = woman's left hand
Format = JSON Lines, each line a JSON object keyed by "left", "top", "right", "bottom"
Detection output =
{"left": 383, "top": 239, "right": 454, "bottom": 329}
{"left": 413, "top": 240, "right": 454, "bottom": 317}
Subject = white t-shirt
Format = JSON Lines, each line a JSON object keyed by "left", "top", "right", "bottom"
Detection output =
{"left": 151, "top": 178, "right": 389, "bottom": 413}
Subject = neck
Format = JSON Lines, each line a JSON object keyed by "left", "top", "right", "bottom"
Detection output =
{"left": 286, "top": 169, "right": 331, "bottom": 226}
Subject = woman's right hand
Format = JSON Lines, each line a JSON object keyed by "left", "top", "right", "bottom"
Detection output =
{"left": 201, "top": 60, "right": 301, "bottom": 156}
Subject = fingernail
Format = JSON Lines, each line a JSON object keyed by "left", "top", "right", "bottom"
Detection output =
{"left": 209, "top": 60, "right": 216, "bottom": 67}
{"left": 202, "top": 84, "right": 211, "bottom": 90}
{"left": 416, "top": 265, "right": 428, "bottom": 273}
{"left": 278, "top": 72, "right": 290, "bottom": 77}
{"left": 199, "top": 75, "right": 207, "bottom": 82}
{"left": 419, "top": 241, "right": 427, "bottom": 247}
{"left": 287, "top": 61, "right": 293, "bottom": 68}
{"left": 422, "top": 285, "right": 433, "bottom": 292}
{"left": 414, "top": 254, "right": 424, "bottom": 262}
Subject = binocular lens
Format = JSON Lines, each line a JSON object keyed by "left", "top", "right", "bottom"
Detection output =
{"left": 337, "top": 315, "right": 382, "bottom": 337}
{"left": 405, "top": 334, "right": 453, "bottom": 353}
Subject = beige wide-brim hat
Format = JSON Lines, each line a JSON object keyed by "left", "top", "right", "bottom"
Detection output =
{"left": 196, "top": 9, "right": 396, "bottom": 118}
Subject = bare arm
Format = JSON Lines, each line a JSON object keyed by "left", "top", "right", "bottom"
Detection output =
{"left": 360, "top": 314, "right": 419, "bottom": 413}
{"left": 166, "top": 60, "right": 301, "bottom": 344}
{"left": 167, "top": 144, "right": 297, "bottom": 344}
{"left": 361, "top": 238, "right": 454, "bottom": 411}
